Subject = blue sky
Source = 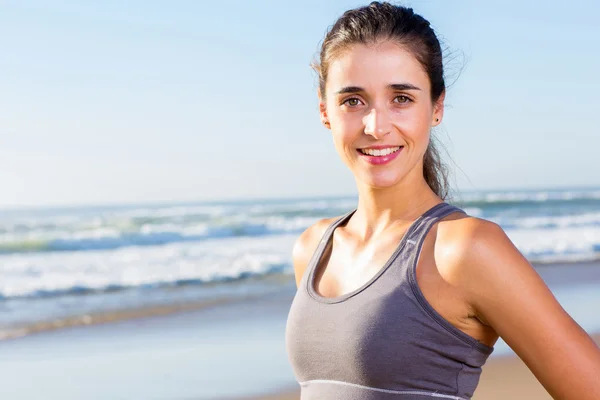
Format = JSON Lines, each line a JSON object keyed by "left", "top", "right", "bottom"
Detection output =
{"left": 1, "top": 0, "right": 599, "bottom": 207}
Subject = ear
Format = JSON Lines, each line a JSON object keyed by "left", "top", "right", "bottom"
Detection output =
{"left": 318, "top": 91, "right": 331, "bottom": 129}
{"left": 432, "top": 90, "right": 445, "bottom": 127}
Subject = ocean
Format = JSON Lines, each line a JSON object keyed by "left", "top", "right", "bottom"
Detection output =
{"left": 1, "top": 187, "right": 600, "bottom": 339}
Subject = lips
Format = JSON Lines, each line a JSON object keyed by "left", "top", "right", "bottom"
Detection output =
{"left": 356, "top": 146, "right": 404, "bottom": 165}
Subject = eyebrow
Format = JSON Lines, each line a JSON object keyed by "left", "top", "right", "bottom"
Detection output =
{"left": 334, "top": 83, "right": 422, "bottom": 95}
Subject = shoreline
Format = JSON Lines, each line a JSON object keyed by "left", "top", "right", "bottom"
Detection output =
{"left": 0, "top": 291, "right": 279, "bottom": 342}
{"left": 0, "top": 290, "right": 297, "bottom": 400}
{"left": 0, "top": 260, "right": 597, "bottom": 399}
{"left": 244, "top": 333, "right": 600, "bottom": 400}
{"left": 2, "top": 259, "right": 599, "bottom": 343}
{"left": 0, "top": 275, "right": 296, "bottom": 342}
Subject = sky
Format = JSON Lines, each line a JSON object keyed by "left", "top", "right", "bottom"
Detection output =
{"left": 1, "top": 0, "right": 599, "bottom": 208}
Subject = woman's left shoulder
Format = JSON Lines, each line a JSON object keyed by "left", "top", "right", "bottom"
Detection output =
{"left": 442, "top": 211, "right": 506, "bottom": 242}
{"left": 437, "top": 213, "right": 546, "bottom": 300}
{"left": 433, "top": 213, "right": 530, "bottom": 308}
{"left": 436, "top": 214, "right": 600, "bottom": 399}
{"left": 435, "top": 213, "right": 511, "bottom": 272}
{"left": 431, "top": 214, "right": 521, "bottom": 309}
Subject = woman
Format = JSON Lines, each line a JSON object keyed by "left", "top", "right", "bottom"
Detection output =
{"left": 285, "top": 2, "right": 600, "bottom": 399}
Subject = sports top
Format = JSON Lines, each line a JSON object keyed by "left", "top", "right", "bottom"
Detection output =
{"left": 285, "top": 202, "right": 494, "bottom": 399}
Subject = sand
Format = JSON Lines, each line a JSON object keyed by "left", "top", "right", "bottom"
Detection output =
{"left": 2, "top": 260, "right": 599, "bottom": 399}
{"left": 247, "top": 333, "right": 600, "bottom": 400}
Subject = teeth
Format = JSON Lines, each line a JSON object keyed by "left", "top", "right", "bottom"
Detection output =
{"left": 359, "top": 146, "right": 401, "bottom": 156}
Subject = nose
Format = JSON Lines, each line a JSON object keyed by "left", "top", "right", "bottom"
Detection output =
{"left": 363, "top": 107, "right": 391, "bottom": 139}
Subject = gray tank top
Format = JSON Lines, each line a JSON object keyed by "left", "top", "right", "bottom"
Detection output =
{"left": 285, "top": 202, "right": 494, "bottom": 399}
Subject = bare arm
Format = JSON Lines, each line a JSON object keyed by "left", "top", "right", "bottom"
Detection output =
{"left": 455, "top": 220, "right": 600, "bottom": 399}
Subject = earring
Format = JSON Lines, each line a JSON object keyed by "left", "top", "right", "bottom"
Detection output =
{"left": 435, "top": 118, "right": 439, "bottom": 122}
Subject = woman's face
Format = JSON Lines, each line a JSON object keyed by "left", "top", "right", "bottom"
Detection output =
{"left": 320, "top": 41, "right": 444, "bottom": 189}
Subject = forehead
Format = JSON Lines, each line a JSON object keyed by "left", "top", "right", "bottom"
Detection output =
{"left": 326, "top": 41, "right": 430, "bottom": 94}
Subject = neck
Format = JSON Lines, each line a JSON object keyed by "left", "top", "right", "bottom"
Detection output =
{"left": 351, "top": 169, "right": 442, "bottom": 240}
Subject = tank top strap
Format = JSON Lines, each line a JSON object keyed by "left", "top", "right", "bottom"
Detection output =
{"left": 401, "top": 202, "right": 466, "bottom": 286}
{"left": 304, "top": 208, "right": 356, "bottom": 283}
{"left": 402, "top": 202, "right": 465, "bottom": 255}
{"left": 304, "top": 203, "right": 464, "bottom": 293}
{"left": 407, "top": 203, "right": 464, "bottom": 239}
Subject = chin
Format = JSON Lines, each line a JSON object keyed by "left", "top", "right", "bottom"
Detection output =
{"left": 359, "top": 171, "right": 404, "bottom": 189}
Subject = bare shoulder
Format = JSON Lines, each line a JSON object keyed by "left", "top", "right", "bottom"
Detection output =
{"left": 291, "top": 216, "right": 339, "bottom": 287}
{"left": 434, "top": 213, "right": 525, "bottom": 298}
{"left": 433, "top": 212, "right": 502, "bottom": 263}
{"left": 437, "top": 213, "right": 600, "bottom": 398}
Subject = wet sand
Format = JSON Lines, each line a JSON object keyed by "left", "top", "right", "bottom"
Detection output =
{"left": 0, "top": 260, "right": 599, "bottom": 399}
{"left": 0, "top": 290, "right": 298, "bottom": 400}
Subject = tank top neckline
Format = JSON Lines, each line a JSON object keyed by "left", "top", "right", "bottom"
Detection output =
{"left": 306, "top": 201, "right": 449, "bottom": 304}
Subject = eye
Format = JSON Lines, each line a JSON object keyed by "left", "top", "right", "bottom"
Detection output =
{"left": 394, "top": 95, "right": 412, "bottom": 104}
{"left": 342, "top": 97, "right": 363, "bottom": 107}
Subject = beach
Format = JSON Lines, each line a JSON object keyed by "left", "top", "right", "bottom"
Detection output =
{"left": 0, "top": 260, "right": 598, "bottom": 399}
{"left": 0, "top": 286, "right": 297, "bottom": 400}
{"left": 1, "top": 192, "right": 599, "bottom": 399}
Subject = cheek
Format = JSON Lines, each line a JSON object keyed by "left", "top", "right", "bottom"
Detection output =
{"left": 331, "top": 129, "right": 357, "bottom": 155}
{"left": 330, "top": 110, "right": 359, "bottom": 130}
{"left": 394, "top": 103, "right": 429, "bottom": 124}
{"left": 394, "top": 108, "right": 432, "bottom": 141}
{"left": 330, "top": 116, "right": 362, "bottom": 146}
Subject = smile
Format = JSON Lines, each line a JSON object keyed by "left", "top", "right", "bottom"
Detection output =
{"left": 358, "top": 146, "right": 402, "bottom": 156}
{"left": 356, "top": 146, "right": 404, "bottom": 165}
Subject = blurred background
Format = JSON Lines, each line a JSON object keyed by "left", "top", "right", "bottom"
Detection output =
{"left": 1, "top": 0, "right": 599, "bottom": 399}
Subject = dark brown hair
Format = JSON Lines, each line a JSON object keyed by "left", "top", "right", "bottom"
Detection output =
{"left": 313, "top": 1, "right": 450, "bottom": 199}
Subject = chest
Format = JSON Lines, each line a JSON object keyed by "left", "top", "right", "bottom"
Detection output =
{"left": 286, "top": 246, "right": 472, "bottom": 390}
{"left": 312, "top": 224, "right": 468, "bottom": 333}
{"left": 313, "top": 236, "right": 398, "bottom": 297}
